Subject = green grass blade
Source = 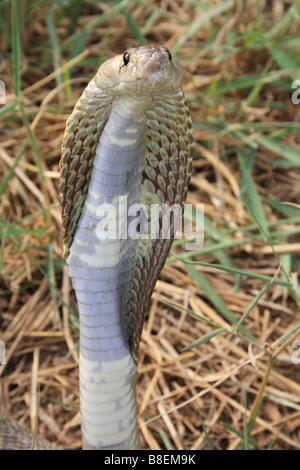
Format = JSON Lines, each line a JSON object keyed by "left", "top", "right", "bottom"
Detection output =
{"left": 207, "top": 68, "right": 300, "bottom": 95}
{"left": 199, "top": 413, "right": 214, "bottom": 450}
{"left": 291, "top": 272, "right": 300, "bottom": 304}
{"left": 267, "top": 198, "right": 300, "bottom": 217}
{"left": 19, "top": 102, "right": 45, "bottom": 181}
{"left": 221, "top": 422, "right": 264, "bottom": 450}
{"left": 182, "top": 327, "right": 227, "bottom": 351}
{"left": 0, "top": 101, "right": 18, "bottom": 117}
{"left": 177, "top": 260, "right": 293, "bottom": 288}
{"left": 267, "top": 422, "right": 286, "bottom": 450}
{"left": 266, "top": 395, "right": 300, "bottom": 411}
{"left": 238, "top": 151, "right": 270, "bottom": 239}
{"left": 163, "top": 297, "right": 254, "bottom": 347}
{"left": 168, "top": 237, "right": 254, "bottom": 262}
{"left": 280, "top": 253, "right": 292, "bottom": 299}
{"left": 245, "top": 58, "right": 273, "bottom": 107}
{"left": 0, "top": 216, "right": 10, "bottom": 272}
{"left": 61, "top": 0, "right": 132, "bottom": 51}
{"left": 255, "top": 135, "right": 300, "bottom": 166}
{"left": 41, "top": 395, "right": 79, "bottom": 410}
{"left": 11, "top": 0, "right": 21, "bottom": 97}
{"left": 243, "top": 389, "right": 249, "bottom": 450}
{"left": 234, "top": 276, "right": 276, "bottom": 334}
{"left": 172, "top": 0, "right": 233, "bottom": 54}
{"left": 0, "top": 1, "right": 9, "bottom": 41}
{"left": 67, "top": 0, "right": 84, "bottom": 36}
{"left": 184, "top": 264, "right": 255, "bottom": 341}
{"left": 0, "top": 140, "right": 28, "bottom": 198}
{"left": 270, "top": 45, "right": 299, "bottom": 69}
{"left": 48, "top": 242, "right": 59, "bottom": 324}
{"left": 45, "top": 7, "right": 63, "bottom": 88}
{"left": 274, "top": 321, "right": 300, "bottom": 346}
{"left": 124, "top": 10, "right": 147, "bottom": 44}
{"left": 0, "top": 227, "right": 46, "bottom": 237}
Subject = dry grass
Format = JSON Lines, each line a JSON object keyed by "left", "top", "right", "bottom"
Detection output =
{"left": 0, "top": 0, "right": 300, "bottom": 450}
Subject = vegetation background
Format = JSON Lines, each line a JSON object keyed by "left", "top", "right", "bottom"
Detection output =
{"left": 0, "top": 0, "right": 300, "bottom": 450}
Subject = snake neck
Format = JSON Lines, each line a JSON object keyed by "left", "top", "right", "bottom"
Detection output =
{"left": 67, "top": 100, "right": 149, "bottom": 450}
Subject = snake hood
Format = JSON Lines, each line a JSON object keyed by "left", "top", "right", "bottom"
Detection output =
{"left": 60, "top": 45, "right": 192, "bottom": 261}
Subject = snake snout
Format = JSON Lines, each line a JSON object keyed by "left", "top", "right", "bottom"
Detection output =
{"left": 138, "top": 46, "right": 173, "bottom": 75}
{"left": 143, "top": 52, "right": 170, "bottom": 74}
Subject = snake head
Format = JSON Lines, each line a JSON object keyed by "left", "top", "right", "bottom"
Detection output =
{"left": 91, "top": 46, "right": 182, "bottom": 91}
{"left": 114, "top": 45, "right": 182, "bottom": 91}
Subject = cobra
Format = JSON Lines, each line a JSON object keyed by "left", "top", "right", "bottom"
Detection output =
{"left": 1, "top": 45, "right": 193, "bottom": 450}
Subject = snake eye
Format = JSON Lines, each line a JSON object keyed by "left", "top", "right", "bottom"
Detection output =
{"left": 123, "top": 52, "right": 130, "bottom": 66}
{"left": 166, "top": 50, "right": 172, "bottom": 61}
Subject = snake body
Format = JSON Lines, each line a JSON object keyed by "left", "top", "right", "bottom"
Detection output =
{"left": 1, "top": 45, "right": 192, "bottom": 449}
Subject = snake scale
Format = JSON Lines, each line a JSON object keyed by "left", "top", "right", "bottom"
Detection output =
{"left": 0, "top": 45, "right": 193, "bottom": 449}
